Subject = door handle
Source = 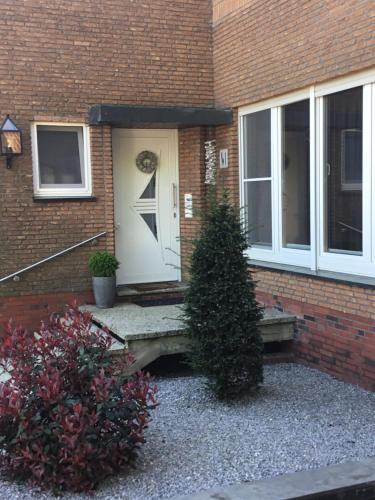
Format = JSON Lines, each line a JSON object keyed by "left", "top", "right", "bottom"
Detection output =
{"left": 172, "top": 183, "right": 178, "bottom": 209}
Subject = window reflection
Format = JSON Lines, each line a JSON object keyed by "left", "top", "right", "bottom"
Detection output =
{"left": 325, "top": 87, "right": 363, "bottom": 254}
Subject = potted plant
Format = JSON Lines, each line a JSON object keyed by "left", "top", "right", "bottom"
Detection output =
{"left": 89, "top": 251, "right": 119, "bottom": 308}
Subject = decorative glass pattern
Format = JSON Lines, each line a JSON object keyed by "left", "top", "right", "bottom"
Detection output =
{"left": 141, "top": 213, "right": 158, "bottom": 241}
{"left": 140, "top": 173, "right": 156, "bottom": 199}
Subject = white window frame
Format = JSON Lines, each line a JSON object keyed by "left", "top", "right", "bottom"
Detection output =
{"left": 239, "top": 68, "right": 375, "bottom": 278}
{"left": 316, "top": 83, "right": 372, "bottom": 276}
{"left": 242, "top": 107, "right": 273, "bottom": 251}
{"left": 31, "top": 122, "right": 92, "bottom": 198}
{"left": 239, "top": 89, "right": 312, "bottom": 268}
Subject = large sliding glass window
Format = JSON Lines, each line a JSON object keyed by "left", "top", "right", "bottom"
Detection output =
{"left": 324, "top": 86, "right": 363, "bottom": 255}
{"left": 240, "top": 70, "right": 375, "bottom": 277}
{"left": 243, "top": 110, "right": 272, "bottom": 248}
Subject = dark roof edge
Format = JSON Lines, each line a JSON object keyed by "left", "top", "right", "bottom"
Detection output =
{"left": 89, "top": 104, "right": 232, "bottom": 128}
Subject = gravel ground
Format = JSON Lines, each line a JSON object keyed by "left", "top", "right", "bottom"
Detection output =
{"left": 1, "top": 364, "right": 375, "bottom": 499}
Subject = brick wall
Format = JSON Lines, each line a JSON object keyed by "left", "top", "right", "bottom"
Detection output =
{"left": 212, "top": 0, "right": 375, "bottom": 390}
{"left": 178, "top": 128, "right": 207, "bottom": 281}
{"left": 254, "top": 268, "right": 375, "bottom": 391}
{"left": 213, "top": 0, "right": 251, "bottom": 23}
{"left": 0, "top": 291, "right": 94, "bottom": 335}
{"left": 0, "top": 125, "right": 114, "bottom": 298}
{"left": 213, "top": 0, "right": 375, "bottom": 108}
{"left": 215, "top": 110, "right": 239, "bottom": 204}
{"left": 0, "top": 0, "right": 213, "bottom": 331}
{"left": 0, "top": 0, "right": 213, "bottom": 303}
{"left": 1, "top": 0, "right": 213, "bottom": 114}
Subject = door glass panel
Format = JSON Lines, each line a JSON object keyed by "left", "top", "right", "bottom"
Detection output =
{"left": 140, "top": 173, "right": 156, "bottom": 199}
{"left": 245, "top": 180, "right": 272, "bottom": 248}
{"left": 324, "top": 86, "right": 363, "bottom": 254}
{"left": 244, "top": 110, "right": 271, "bottom": 178}
{"left": 141, "top": 213, "right": 158, "bottom": 241}
{"left": 282, "top": 99, "right": 310, "bottom": 249}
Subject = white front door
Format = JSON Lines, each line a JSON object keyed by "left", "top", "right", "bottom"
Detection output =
{"left": 112, "top": 129, "right": 180, "bottom": 285}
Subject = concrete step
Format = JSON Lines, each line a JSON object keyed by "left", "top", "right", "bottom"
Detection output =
{"left": 83, "top": 304, "right": 295, "bottom": 373}
{"left": 116, "top": 282, "right": 187, "bottom": 305}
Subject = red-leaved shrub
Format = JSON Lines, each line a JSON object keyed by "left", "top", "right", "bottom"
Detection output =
{"left": 0, "top": 304, "right": 157, "bottom": 493}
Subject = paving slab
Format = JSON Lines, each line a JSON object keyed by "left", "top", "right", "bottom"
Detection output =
{"left": 83, "top": 303, "right": 295, "bottom": 342}
{"left": 83, "top": 303, "right": 184, "bottom": 341}
{"left": 174, "top": 457, "right": 375, "bottom": 500}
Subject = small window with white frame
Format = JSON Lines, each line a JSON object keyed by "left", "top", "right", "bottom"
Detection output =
{"left": 239, "top": 68, "right": 375, "bottom": 278}
{"left": 31, "top": 123, "right": 92, "bottom": 198}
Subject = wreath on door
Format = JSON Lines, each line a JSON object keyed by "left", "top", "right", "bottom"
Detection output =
{"left": 136, "top": 150, "right": 158, "bottom": 173}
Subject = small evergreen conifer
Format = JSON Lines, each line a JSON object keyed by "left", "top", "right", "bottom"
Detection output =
{"left": 185, "top": 191, "right": 264, "bottom": 399}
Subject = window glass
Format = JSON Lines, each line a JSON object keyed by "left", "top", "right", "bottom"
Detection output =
{"left": 324, "top": 87, "right": 363, "bottom": 254}
{"left": 140, "top": 173, "right": 156, "bottom": 199}
{"left": 37, "top": 126, "right": 84, "bottom": 187}
{"left": 282, "top": 100, "right": 310, "bottom": 249}
{"left": 245, "top": 180, "right": 272, "bottom": 248}
{"left": 244, "top": 109, "right": 272, "bottom": 248}
{"left": 141, "top": 213, "right": 158, "bottom": 241}
{"left": 244, "top": 110, "right": 271, "bottom": 178}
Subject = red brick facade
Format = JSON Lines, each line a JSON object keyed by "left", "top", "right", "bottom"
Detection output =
{"left": 211, "top": 0, "right": 375, "bottom": 391}
{"left": 254, "top": 269, "right": 375, "bottom": 391}
{"left": 213, "top": 0, "right": 375, "bottom": 107}
{"left": 179, "top": 127, "right": 208, "bottom": 282}
{"left": 0, "top": 0, "right": 375, "bottom": 390}
{"left": 0, "top": 0, "right": 213, "bottom": 325}
{"left": 0, "top": 291, "right": 94, "bottom": 335}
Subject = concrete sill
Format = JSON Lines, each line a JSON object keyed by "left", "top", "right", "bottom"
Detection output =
{"left": 248, "top": 259, "right": 375, "bottom": 290}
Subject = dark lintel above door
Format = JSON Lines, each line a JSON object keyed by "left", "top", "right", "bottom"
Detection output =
{"left": 89, "top": 105, "right": 232, "bottom": 128}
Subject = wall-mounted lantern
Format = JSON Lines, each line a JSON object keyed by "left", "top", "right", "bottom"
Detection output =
{"left": 0, "top": 115, "right": 22, "bottom": 169}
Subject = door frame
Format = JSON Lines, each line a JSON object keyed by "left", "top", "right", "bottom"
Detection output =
{"left": 112, "top": 128, "right": 181, "bottom": 284}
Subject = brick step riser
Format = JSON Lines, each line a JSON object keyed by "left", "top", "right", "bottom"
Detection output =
{"left": 116, "top": 290, "right": 185, "bottom": 306}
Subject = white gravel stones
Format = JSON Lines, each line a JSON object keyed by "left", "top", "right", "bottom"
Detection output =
{"left": 1, "top": 364, "right": 374, "bottom": 500}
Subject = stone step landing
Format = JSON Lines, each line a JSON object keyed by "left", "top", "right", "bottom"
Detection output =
{"left": 116, "top": 282, "right": 187, "bottom": 306}
{"left": 83, "top": 303, "right": 295, "bottom": 373}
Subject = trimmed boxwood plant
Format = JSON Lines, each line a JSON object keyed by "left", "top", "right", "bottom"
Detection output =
{"left": 88, "top": 251, "right": 119, "bottom": 277}
{"left": 185, "top": 190, "right": 264, "bottom": 400}
{"left": 0, "top": 304, "right": 157, "bottom": 493}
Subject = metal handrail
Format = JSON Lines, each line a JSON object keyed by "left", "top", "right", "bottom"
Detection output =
{"left": 0, "top": 231, "right": 107, "bottom": 283}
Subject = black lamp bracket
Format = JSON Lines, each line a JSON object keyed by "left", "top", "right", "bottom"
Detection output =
{"left": 6, "top": 151, "right": 13, "bottom": 169}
